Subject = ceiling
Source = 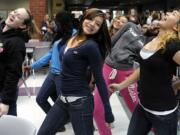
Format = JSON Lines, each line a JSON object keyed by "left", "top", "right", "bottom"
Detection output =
{"left": 64, "top": 0, "right": 162, "bottom": 9}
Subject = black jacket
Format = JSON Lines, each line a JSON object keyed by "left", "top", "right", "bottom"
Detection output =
{"left": 0, "top": 24, "right": 29, "bottom": 105}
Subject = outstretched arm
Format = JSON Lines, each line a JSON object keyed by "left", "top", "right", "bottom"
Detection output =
{"left": 109, "top": 68, "right": 140, "bottom": 92}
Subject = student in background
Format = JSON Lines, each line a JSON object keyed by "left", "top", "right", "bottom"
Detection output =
{"left": 109, "top": 15, "right": 128, "bottom": 37}
{"left": 41, "top": 14, "right": 50, "bottom": 35}
{"left": 43, "top": 21, "right": 55, "bottom": 41}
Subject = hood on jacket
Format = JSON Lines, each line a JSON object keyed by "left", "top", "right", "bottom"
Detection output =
{"left": 0, "top": 22, "right": 30, "bottom": 43}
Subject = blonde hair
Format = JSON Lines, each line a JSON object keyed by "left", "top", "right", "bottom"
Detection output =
{"left": 28, "top": 19, "right": 41, "bottom": 39}
{"left": 158, "top": 31, "right": 178, "bottom": 49}
{"left": 109, "top": 16, "right": 120, "bottom": 37}
{"left": 109, "top": 15, "right": 127, "bottom": 37}
{"left": 158, "top": 19, "right": 180, "bottom": 50}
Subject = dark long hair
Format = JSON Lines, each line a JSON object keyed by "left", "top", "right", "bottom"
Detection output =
{"left": 76, "top": 8, "right": 111, "bottom": 59}
{"left": 52, "top": 10, "right": 73, "bottom": 47}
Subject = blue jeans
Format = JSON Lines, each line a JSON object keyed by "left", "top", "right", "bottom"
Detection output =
{"left": 127, "top": 104, "right": 178, "bottom": 135}
{"left": 36, "top": 72, "right": 61, "bottom": 113}
{"left": 37, "top": 95, "right": 94, "bottom": 135}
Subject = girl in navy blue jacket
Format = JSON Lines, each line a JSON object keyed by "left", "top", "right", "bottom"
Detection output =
{"left": 37, "top": 8, "right": 114, "bottom": 135}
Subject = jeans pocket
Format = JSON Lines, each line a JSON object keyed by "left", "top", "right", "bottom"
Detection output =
{"left": 82, "top": 97, "right": 94, "bottom": 116}
{"left": 69, "top": 96, "right": 93, "bottom": 111}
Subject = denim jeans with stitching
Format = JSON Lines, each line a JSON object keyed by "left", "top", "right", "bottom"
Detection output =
{"left": 36, "top": 72, "right": 61, "bottom": 113}
{"left": 37, "top": 95, "right": 94, "bottom": 135}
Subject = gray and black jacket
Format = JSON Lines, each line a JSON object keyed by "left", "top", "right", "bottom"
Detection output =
{"left": 105, "top": 22, "right": 144, "bottom": 70}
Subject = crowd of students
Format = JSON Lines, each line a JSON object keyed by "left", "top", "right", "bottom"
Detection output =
{"left": 0, "top": 6, "right": 180, "bottom": 135}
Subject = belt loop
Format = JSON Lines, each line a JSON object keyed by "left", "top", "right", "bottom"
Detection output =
{"left": 65, "top": 97, "right": 69, "bottom": 103}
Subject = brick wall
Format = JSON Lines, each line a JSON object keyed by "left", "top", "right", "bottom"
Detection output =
{"left": 29, "top": 0, "right": 47, "bottom": 31}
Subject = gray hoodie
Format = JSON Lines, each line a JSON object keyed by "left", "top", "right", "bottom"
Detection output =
{"left": 105, "top": 22, "right": 144, "bottom": 70}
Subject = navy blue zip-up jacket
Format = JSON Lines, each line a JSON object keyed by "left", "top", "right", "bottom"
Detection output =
{"left": 59, "top": 39, "right": 114, "bottom": 123}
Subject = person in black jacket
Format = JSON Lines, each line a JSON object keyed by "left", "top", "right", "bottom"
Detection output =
{"left": 0, "top": 8, "right": 32, "bottom": 116}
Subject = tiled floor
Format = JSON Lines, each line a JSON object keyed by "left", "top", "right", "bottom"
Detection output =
{"left": 18, "top": 72, "right": 129, "bottom": 135}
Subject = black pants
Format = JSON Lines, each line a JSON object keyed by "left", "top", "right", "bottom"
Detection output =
{"left": 127, "top": 104, "right": 178, "bottom": 135}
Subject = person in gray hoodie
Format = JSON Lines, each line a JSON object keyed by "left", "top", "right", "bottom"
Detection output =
{"left": 94, "top": 21, "right": 144, "bottom": 135}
